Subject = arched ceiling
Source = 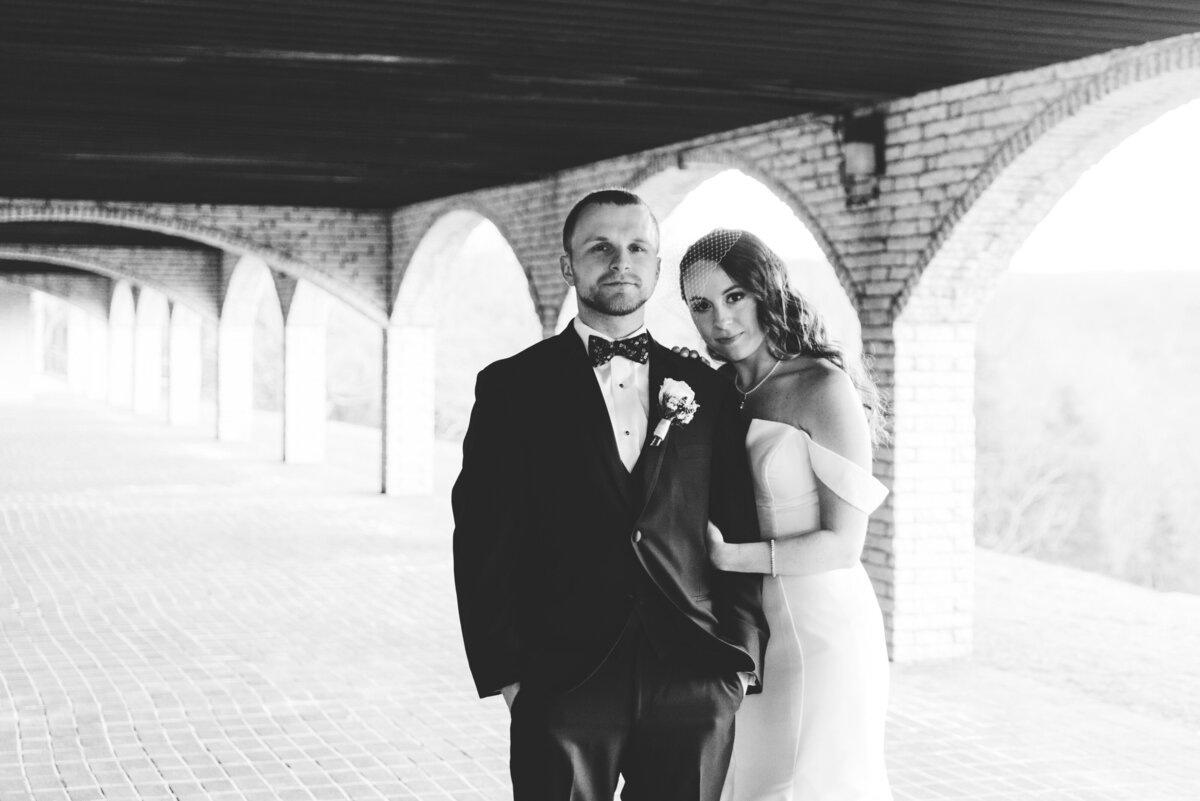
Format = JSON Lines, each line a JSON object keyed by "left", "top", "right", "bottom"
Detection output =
{"left": 5, "top": 0, "right": 1200, "bottom": 208}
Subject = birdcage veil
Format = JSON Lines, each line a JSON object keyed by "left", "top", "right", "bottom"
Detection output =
{"left": 678, "top": 228, "right": 746, "bottom": 306}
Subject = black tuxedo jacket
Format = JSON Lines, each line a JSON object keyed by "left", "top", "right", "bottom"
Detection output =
{"left": 452, "top": 326, "right": 768, "bottom": 698}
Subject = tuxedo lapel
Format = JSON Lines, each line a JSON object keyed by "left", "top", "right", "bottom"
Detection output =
{"left": 554, "top": 328, "right": 637, "bottom": 508}
{"left": 634, "top": 341, "right": 672, "bottom": 509}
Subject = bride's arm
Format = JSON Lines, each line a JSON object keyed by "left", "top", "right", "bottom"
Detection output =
{"left": 708, "top": 367, "right": 873, "bottom": 576}
{"left": 708, "top": 500, "right": 867, "bottom": 576}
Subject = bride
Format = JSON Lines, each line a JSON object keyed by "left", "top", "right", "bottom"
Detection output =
{"left": 678, "top": 229, "right": 893, "bottom": 801}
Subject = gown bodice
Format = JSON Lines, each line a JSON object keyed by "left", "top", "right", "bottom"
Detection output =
{"left": 745, "top": 418, "right": 888, "bottom": 541}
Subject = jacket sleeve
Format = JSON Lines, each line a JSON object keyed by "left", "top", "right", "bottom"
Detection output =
{"left": 451, "top": 363, "right": 528, "bottom": 698}
{"left": 708, "top": 380, "right": 770, "bottom": 692}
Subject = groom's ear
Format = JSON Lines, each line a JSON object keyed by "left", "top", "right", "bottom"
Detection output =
{"left": 560, "top": 253, "right": 574, "bottom": 285}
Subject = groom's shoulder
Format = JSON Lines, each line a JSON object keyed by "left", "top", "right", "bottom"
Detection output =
{"left": 654, "top": 345, "right": 734, "bottom": 397}
{"left": 478, "top": 334, "right": 564, "bottom": 382}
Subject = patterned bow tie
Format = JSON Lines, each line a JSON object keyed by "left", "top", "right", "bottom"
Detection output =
{"left": 588, "top": 333, "right": 651, "bottom": 367}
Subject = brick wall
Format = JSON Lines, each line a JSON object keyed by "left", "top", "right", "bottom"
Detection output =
{"left": 0, "top": 272, "right": 112, "bottom": 320}
{"left": 0, "top": 246, "right": 222, "bottom": 319}
{"left": 0, "top": 200, "right": 389, "bottom": 323}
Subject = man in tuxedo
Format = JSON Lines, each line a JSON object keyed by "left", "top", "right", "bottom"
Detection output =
{"left": 452, "top": 188, "right": 767, "bottom": 800}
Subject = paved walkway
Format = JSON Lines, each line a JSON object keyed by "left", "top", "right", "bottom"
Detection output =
{"left": 1, "top": 395, "right": 1197, "bottom": 801}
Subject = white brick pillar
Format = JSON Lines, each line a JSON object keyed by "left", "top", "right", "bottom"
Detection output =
{"left": 0, "top": 286, "right": 34, "bottom": 402}
{"left": 888, "top": 319, "right": 976, "bottom": 661}
{"left": 283, "top": 319, "right": 327, "bottom": 463}
{"left": 217, "top": 254, "right": 272, "bottom": 443}
{"left": 168, "top": 304, "right": 203, "bottom": 427}
{"left": 382, "top": 324, "right": 435, "bottom": 495}
{"left": 108, "top": 284, "right": 135, "bottom": 409}
{"left": 217, "top": 317, "right": 254, "bottom": 441}
{"left": 29, "top": 292, "right": 46, "bottom": 377}
{"left": 85, "top": 314, "right": 109, "bottom": 401}
{"left": 133, "top": 289, "right": 168, "bottom": 416}
{"left": 65, "top": 304, "right": 91, "bottom": 395}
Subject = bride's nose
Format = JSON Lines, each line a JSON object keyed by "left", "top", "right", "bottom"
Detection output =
{"left": 713, "top": 306, "right": 735, "bottom": 331}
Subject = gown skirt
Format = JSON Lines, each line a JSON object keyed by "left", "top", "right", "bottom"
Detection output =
{"left": 721, "top": 419, "right": 893, "bottom": 801}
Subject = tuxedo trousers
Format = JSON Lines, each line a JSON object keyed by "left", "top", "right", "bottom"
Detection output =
{"left": 510, "top": 616, "right": 743, "bottom": 801}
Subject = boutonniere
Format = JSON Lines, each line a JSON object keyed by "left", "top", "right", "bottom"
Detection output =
{"left": 650, "top": 378, "right": 700, "bottom": 447}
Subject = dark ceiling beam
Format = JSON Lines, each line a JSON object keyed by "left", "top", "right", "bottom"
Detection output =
{"left": 2, "top": 0, "right": 1198, "bottom": 207}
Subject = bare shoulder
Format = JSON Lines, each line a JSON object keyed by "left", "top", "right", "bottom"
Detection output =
{"left": 776, "top": 358, "right": 871, "bottom": 467}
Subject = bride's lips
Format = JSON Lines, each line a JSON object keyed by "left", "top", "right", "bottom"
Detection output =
{"left": 714, "top": 333, "right": 742, "bottom": 346}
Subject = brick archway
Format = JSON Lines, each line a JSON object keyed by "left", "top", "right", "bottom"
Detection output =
{"left": 902, "top": 45, "right": 1200, "bottom": 322}
{"left": 0, "top": 248, "right": 214, "bottom": 320}
{"left": 0, "top": 272, "right": 111, "bottom": 321}
{"left": 631, "top": 155, "right": 856, "bottom": 304}
{"left": 0, "top": 208, "right": 388, "bottom": 324}
{"left": 882, "top": 36, "right": 1200, "bottom": 660}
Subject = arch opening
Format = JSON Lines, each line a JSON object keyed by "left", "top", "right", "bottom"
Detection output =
{"left": 557, "top": 168, "right": 859, "bottom": 371}
{"left": 975, "top": 98, "right": 1200, "bottom": 598}
{"left": 396, "top": 211, "right": 541, "bottom": 439}
{"left": 890, "top": 58, "right": 1200, "bottom": 659}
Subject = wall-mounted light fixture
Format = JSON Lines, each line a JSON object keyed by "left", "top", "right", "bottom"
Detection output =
{"left": 837, "top": 111, "right": 886, "bottom": 208}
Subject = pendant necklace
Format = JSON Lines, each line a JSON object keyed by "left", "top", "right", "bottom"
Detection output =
{"left": 735, "top": 358, "right": 781, "bottom": 410}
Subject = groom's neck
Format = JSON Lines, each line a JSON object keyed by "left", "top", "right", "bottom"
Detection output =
{"left": 578, "top": 308, "right": 645, "bottom": 340}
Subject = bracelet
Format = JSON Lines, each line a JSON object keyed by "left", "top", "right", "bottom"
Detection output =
{"left": 769, "top": 539, "right": 776, "bottom": 578}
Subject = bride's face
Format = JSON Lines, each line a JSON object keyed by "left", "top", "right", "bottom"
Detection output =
{"left": 685, "top": 262, "right": 765, "bottom": 363}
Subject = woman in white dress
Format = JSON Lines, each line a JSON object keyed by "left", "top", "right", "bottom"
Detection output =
{"left": 678, "top": 229, "right": 893, "bottom": 801}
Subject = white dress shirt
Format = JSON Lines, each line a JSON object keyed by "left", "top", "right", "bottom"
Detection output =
{"left": 573, "top": 318, "right": 651, "bottom": 473}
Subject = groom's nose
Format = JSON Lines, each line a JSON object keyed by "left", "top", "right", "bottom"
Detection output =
{"left": 608, "top": 248, "right": 632, "bottom": 271}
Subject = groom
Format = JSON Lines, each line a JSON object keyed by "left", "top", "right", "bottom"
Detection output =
{"left": 453, "top": 188, "right": 767, "bottom": 800}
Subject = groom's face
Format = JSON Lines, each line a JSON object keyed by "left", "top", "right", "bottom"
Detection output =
{"left": 561, "top": 203, "right": 661, "bottom": 318}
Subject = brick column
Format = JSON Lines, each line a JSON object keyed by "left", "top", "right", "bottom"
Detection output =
{"left": 382, "top": 324, "right": 435, "bottom": 495}
{"left": 65, "top": 304, "right": 91, "bottom": 395}
{"left": 887, "top": 319, "right": 975, "bottom": 660}
{"left": 216, "top": 317, "right": 254, "bottom": 441}
{"left": 29, "top": 292, "right": 46, "bottom": 377}
{"left": 85, "top": 314, "right": 109, "bottom": 401}
{"left": 168, "top": 304, "right": 202, "bottom": 427}
{"left": 0, "top": 286, "right": 34, "bottom": 402}
{"left": 283, "top": 319, "right": 327, "bottom": 463}
{"left": 133, "top": 289, "right": 168, "bottom": 416}
{"left": 108, "top": 285, "right": 135, "bottom": 409}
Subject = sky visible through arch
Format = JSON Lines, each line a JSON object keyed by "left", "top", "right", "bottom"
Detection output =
{"left": 1011, "top": 97, "right": 1200, "bottom": 274}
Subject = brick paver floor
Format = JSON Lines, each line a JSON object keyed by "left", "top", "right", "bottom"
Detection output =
{"left": 2, "top": 394, "right": 1197, "bottom": 800}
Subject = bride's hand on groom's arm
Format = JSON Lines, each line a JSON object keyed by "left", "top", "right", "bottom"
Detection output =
{"left": 671, "top": 345, "right": 710, "bottom": 364}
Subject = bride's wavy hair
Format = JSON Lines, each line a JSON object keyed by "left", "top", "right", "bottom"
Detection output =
{"left": 679, "top": 229, "right": 889, "bottom": 445}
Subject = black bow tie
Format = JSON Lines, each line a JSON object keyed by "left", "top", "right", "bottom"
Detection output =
{"left": 588, "top": 333, "right": 650, "bottom": 367}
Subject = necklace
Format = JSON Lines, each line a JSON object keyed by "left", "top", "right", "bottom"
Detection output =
{"left": 735, "top": 359, "right": 781, "bottom": 410}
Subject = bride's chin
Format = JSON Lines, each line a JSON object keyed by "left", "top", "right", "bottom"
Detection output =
{"left": 704, "top": 342, "right": 733, "bottom": 362}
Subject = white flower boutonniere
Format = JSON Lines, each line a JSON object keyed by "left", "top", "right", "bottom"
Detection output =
{"left": 650, "top": 378, "right": 700, "bottom": 447}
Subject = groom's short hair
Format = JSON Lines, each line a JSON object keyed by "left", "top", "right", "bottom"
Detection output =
{"left": 562, "top": 188, "right": 659, "bottom": 254}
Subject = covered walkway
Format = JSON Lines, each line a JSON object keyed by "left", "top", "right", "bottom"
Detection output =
{"left": 1, "top": 395, "right": 1197, "bottom": 800}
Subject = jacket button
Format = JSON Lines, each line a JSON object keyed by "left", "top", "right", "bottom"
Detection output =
{"left": 632, "top": 530, "right": 643, "bottom": 543}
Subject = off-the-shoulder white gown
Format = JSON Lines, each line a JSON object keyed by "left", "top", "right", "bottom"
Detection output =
{"left": 722, "top": 419, "right": 893, "bottom": 801}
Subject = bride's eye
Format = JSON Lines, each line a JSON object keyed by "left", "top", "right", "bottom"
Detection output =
{"left": 726, "top": 291, "right": 746, "bottom": 303}
{"left": 689, "top": 299, "right": 711, "bottom": 313}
